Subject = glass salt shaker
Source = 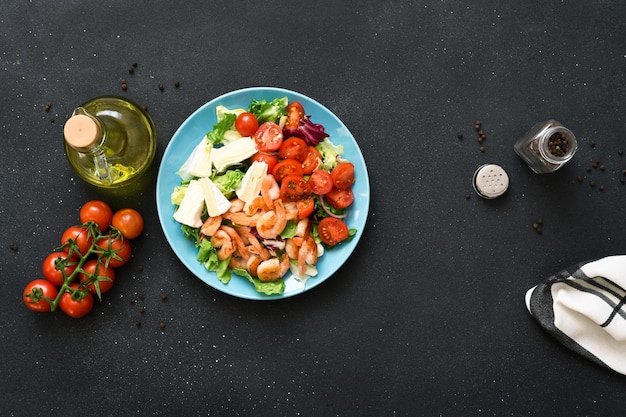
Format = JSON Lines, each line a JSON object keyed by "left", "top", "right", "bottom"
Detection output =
{"left": 514, "top": 119, "right": 577, "bottom": 174}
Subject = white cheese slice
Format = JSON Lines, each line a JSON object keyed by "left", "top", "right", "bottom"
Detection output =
{"left": 198, "top": 177, "right": 232, "bottom": 217}
{"left": 236, "top": 160, "right": 268, "bottom": 203}
{"left": 173, "top": 180, "right": 205, "bottom": 228}
{"left": 211, "top": 137, "right": 258, "bottom": 172}
{"left": 176, "top": 136, "right": 213, "bottom": 180}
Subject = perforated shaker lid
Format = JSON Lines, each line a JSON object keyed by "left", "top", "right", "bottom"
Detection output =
{"left": 473, "top": 164, "right": 509, "bottom": 199}
{"left": 63, "top": 114, "right": 100, "bottom": 150}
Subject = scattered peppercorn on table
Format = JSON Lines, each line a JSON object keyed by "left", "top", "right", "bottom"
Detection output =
{"left": 2, "top": 2, "right": 626, "bottom": 416}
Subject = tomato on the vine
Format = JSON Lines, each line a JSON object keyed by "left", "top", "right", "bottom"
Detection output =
{"left": 79, "top": 200, "right": 112, "bottom": 232}
{"left": 308, "top": 170, "right": 333, "bottom": 195}
{"left": 302, "top": 146, "right": 322, "bottom": 174}
{"left": 280, "top": 175, "right": 311, "bottom": 202}
{"left": 112, "top": 208, "right": 144, "bottom": 240}
{"left": 297, "top": 198, "right": 315, "bottom": 219}
{"left": 254, "top": 122, "right": 283, "bottom": 152}
{"left": 96, "top": 234, "right": 132, "bottom": 268}
{"left": 331, "top": 162, "right": 355, "bottom": 189}
{"left": 234, "top": 112, "right": 259, "bottom": 137}
{"left": 79, "top": 260, "right": 116, "bottom": 296}
{"left": 272, "top": 159, "right": 304, "bottom": 183}
{"left": 317, "top": 217, "right": 349, "bottom": 246}
{"left": 279, "top": 137, "right": 308, "bottom": 162}
{"left": 59, "top": 284, "right": 94, "bottom": 318}
{"left": 42, "top": 251, "right": 77, "bottom": 287}
{"left": 61, "top": 226, "right": 93, "bottom": 257}
{"left": 325, "top": 187, "right": 354, "bottom": 209}
{"left": 251, "top": 152, "right": 279, "bottom": 174}
{"left": 23, "top": 279, "right": 59, "bottom": 313}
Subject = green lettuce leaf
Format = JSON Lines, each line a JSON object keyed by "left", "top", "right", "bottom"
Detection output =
{"left": 211, "top": 169, "right": 245, "bottom": 198}
{"left": 232, "top": 268, "right": 285, "bottom": 295}
{"left": 248, "top": 96, "right": 288, "bottom": 124}
{"left": 316, "top": 138, "right": 344, "bottom": 171}
{"left": 206, "top": 113, "right": 236, "bottom": 145}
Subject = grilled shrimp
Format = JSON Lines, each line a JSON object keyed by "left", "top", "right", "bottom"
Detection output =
{"left": 256, "top": 256, "right": 290, "bottom": 282}
{"left": 256, "top": 199, "right": 287, "bottom": 239}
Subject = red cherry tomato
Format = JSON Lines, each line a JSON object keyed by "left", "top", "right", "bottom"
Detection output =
{"left": 308, "top": 170, "right": 333, "bottom": 195}
{"left": 317, "top": 217, "right": 349, "bottom": 246}
{"left": 331, "top": 162, "right": 356, "bottom": 189}
{"left": 42, "top": 251, "right": 77, "bottom": 287}
{"left": 235, "top": 112, "right": 259, "bottom": 137}
{"left": 250, "top": 152, "right": 279, "bottom": 174}
{"left": 285, "top": 102, "right": 305, "bottom": 130}
{"left": 279, "top": 137, "right": 308, "bottom": 162}
{"left": 272, "top": 159, "right": 304, "bottom": 183}
{"left": 111, "top": 208, "right": 144, "bottom": 240}
{"left": 254, "top": 122, "right": 283, "bottom": 152}
{"left": 325, "top": 187, "right": 354, "bottom": 210}
{"left": 61, "top": 226, "right": 93, "bottom": 257}
{"left": 23, "top": 279, "right": 59, "bottom": 313}
{"left": 96, "top": 235, "right": 132, "bottom": 268}
{"left": 79, "top": 200, "right": 112, "bottom": 232}
{"left": 302, "top": 146, "right": 322, "bottom": 174}
{"left": 79, "top": 260, "right": 116, "bottom": 295}
{"left": 59, "top": 284, "right": 94, "bottom": 318}
{"left": 279, "top": 175, "right": 311, "bottom": 202}
{"left": 297, "top": 198, "right": 315, "bottom": 219}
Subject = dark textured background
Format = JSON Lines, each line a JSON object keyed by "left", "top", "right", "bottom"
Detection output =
{"left": 2, "top": 1, "right": 626, "bottom": 416}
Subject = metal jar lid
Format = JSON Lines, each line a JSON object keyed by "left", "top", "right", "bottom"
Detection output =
{"left": 473, "top": 164, "right": 509, "bottom": 199}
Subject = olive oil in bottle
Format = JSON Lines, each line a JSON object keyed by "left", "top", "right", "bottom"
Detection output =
{"left": 63, "top": 96, "right": 157, "bottom": 188}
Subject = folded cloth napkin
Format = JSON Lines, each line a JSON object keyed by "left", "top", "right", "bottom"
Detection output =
{"left": 525, "top": 255, "right": 626, "bottom": 375}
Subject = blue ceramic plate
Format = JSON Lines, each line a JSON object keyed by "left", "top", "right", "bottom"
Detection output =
{"left": 156, "top": 87, "right": 369, "bottom": 300}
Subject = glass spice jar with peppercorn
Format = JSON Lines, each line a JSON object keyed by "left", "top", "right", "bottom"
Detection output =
{"left": 514, "top": 119, "right": 578, "bottom": 173}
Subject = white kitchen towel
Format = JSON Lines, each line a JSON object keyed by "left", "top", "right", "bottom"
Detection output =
{"left": 525, "top": 255, "right": 626, "bottom": 375}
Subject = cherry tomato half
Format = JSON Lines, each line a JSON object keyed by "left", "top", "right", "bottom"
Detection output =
{"left": 325, "top": 187, "right": 354, "bottom": 210}
{"left": 79, "top": 260, "right": 116, "bottom": 296}
{"left": 272, "top": 159, "right": 304, "bottom": 183}
{"left": 42, "top": 251, "right": 77, "bottom": 287}
{"left": 61, "top": 226, "right": 93, "bottom": 257}
{"left": 317, "top": 217, "right": 349, "bottom": 246}
{"left": 254, "top": 122, "right": 283, "bottom": 152}
{"left": 79, "top": 200, "right": 112, "bottom": 232}
{"left": 23, "top": 279, "right": 59, "bottom": 313}
{"left": 308, "top": 170, "right": 333, "bottom": 195}
{"left": 250, "top": 152, "right": 279, "bottom": 174}
{"left": 280, "top": 175, "right": 311, "bottom": 202}
{"left": 331, "top": 162, "right": 356, "bottom": 189}
{"left": 297, "top": 198, "right": 315, "bottom": 219}
{"left": 59, "top": 284, "right": 94, "bottom": 318}
{"left": 96, "top": 235, "right": 132, "bottom": 268}
{"left": 302, "top": 146, "right": 322, "bottom": 174}
{"left": 112, "top": 208, "right": 144, "bottom": 240}
{"left": 279, "top": 137, "right": 308, "bottom": 162}
{"left": 235, "top": 112, "right": 259, "bottom": 137}
{"left": 285, "top": 102, "right": 305, "bottom": 130}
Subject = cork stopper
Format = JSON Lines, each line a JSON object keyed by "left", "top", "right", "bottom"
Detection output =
{"left": 64, "top": 114, "right": 100, "bottom": 150}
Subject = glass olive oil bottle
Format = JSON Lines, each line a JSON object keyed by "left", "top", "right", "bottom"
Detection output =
{"left": 63, "top": 96, "right": 156, "bottom": 188}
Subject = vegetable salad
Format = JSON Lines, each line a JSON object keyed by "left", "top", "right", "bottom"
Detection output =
{"left": 171, "top": 97, "right": 356, "bottom": 295}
